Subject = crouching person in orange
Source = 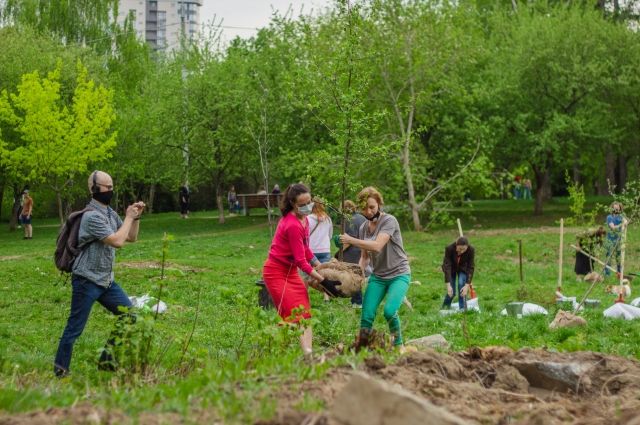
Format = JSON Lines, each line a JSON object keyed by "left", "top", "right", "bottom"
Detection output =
{"left": 262, "top": 183, "right": 342, "bottom": 356}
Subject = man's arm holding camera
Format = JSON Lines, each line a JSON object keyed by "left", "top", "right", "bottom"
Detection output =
{"left": 103, "top": 202, "right": 145, "bottom": 248}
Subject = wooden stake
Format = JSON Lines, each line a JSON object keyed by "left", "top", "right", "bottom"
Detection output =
{"left": 518, "top": 240, "right": 523, "bottom": 284}
{"left": 617, "top": 223, "right": 628, "bottom": 303}
{"left": 457, "top": 218, "right": 464, "bottom": 238}
{"left": 557, "top": 218, "right": 564, "bottom": 292}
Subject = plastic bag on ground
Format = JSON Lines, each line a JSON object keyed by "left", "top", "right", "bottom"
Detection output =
{"left": 129, "top": 294, "right": 167, "bottom": 314}
{"left": 500, "top": 303, "right": 548, "bottom": 317}
{"left": 439, "top": 297, "right": 480, "bottom": 315}
{"left": 603, "top": 303, "right": 640, "bottom": 320}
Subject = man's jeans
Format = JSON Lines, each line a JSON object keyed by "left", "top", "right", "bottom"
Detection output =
{"left": 443, "top": 272, "right": 468, "bottom": 309}
{"left": 54, "top": 276, "right": 132, "bottom": 376}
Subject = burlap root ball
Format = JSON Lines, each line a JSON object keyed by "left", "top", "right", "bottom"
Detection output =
{"left": 306, "top": 259, "right": 365, "bottom": 297}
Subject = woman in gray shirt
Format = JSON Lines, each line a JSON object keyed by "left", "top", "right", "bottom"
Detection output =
{"left": 339, "top": 187, "right": 411, "bottom": 351}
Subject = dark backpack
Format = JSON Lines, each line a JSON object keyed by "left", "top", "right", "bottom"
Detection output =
{"left": 54, "top": 207, "right": 94, "bottom": 273}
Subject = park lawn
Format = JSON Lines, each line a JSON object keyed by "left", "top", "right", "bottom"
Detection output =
{"left": 1, "top": 199, "right": 639, "bottom": 422}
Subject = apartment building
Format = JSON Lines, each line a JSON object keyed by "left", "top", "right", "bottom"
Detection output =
{"left": 116, "top": 0, "right": 202, "bottom": 50}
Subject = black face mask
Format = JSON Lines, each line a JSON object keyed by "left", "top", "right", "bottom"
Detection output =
{"left": 93, "top": 190, "right": 114, "bottom": 205}
{"left": 366, "top": 210, "right": 381, "bottom": 222}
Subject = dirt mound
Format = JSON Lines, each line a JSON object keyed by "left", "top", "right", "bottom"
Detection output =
{"left": 265, "top": 347, "right": 640, "bottom": 425}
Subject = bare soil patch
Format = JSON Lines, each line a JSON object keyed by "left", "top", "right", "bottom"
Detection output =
{"left": 117, "top": 261, "right": 206, "bottom": 273}
{"left": 0, "top": 404, "right": 187, "bottom": 425}
{"left": 261, "top": 346, "right": 640, "bottom": 425}
{"left": 0, "top": 255, "right": 23, "bottom": 261}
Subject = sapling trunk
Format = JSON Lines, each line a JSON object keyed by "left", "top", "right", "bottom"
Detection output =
{"left": 617, "top": 224, "right": 628, "bottom": 302}
{"left": 338, "top": 0, "right": 355, "bottom": 262}
{"left": 518, "top": 240, "right": 523, "bottom": 283}
{"left": 517, "top": 240, "right": 528, "bottom": 300}
{"left": 557, "top": 218, "right": 564, "bottom": 293}
{"left": 179, "top": 285, "right": 202, "bottom": 369}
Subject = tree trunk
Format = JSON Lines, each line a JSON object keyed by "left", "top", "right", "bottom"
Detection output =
{"left": 0, "top": 181, "right": 4, "bottom": 222}
{"left": 572, "top": 152, "right": 581, "bottom": 183}
{"left": 617, "top": 154, "right": 628, "bottom": 193}
{"left": 216, "top": 183, "right": 225, "bottom": 224}
{"left": 147, "top": 183, "right": 156, "bottom": 214}
{"left": 542, "top": 176, "right": 552, "bottom": 201}
{"left": 8, "top": 185, "right": 21, "bottom": 231}
{"left": 533, "top": 168, "right": 549, "bottom": 215}
{"left": 605, "top": 150, "right": 616, "bottom": 193}
{"left": 402, "top": 134, "right": 421, "bottom": 231}
{"left": 56, "top": 190, "right": 64, "bottom": 224}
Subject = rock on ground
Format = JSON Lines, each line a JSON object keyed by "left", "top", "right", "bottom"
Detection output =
{"left": 330, "top": 372, "right": 469, "bottom": 425}
{"left": 406, "top": 334, "right": 450, "bottom": 350}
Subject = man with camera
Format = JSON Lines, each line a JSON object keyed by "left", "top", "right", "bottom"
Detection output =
{"left": 54, "top": 170, "right": 145, "bottom": 377}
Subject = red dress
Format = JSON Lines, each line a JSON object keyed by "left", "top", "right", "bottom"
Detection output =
{"left": 263, "top": 212, "right": 315, "bottom": 322}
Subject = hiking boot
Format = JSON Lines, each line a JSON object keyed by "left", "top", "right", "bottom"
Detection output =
{"left": 97, "top": 349, "right": 117, "bottom": 372}
{"left": 353, "top": 328, "right": 372, "bottom": 353}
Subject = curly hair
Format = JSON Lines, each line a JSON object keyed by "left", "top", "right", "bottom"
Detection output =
{"left": 357, "top": 186, "right": 384, "bottom": 208}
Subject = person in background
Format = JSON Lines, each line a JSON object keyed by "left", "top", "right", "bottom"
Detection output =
{"left": 574, "top": 227, "right": 605, "bottom": 281}
{"left": 179, "top": 185, "right": 190, "bottom": 219}
{"left": 441, "top": 237, "right": 475, "bottom": 309}
{"left": 335, "top": 200, "right": 367, "bottom": 308}
{"left": 257, "top": 186, "right": 268, "bottom": 195}
{"left": 272, "top": 184, "right": 281, "bottom": 195}
{"left": 605, "top": 201, "right": 629, "bottom": 276}
{"left": 308, "top": 198, "right": 333, "bottom": 302}
{"left": 16, "top": 189, "right": 26, "bottom": 229}
{"left": 227, "top": 185, "right": 239, "bottom": 214}
{"left": 262, "top": 183, "right": 341, "bottom": 358}
{"left": 522, "top": 178, "right": 532, "bottom": 200}
{"left": 20, "top": 190, "right": 33, "bottom": 239}
{"left": 513, "top": 175, "right": 522, "bottom": 200}
{"left": 339, "top": 187, "right": 411, "bottom": 352}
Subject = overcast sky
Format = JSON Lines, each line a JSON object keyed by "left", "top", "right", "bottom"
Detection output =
{"left": 199, "top": 1, "right": 333, "bottom": 43}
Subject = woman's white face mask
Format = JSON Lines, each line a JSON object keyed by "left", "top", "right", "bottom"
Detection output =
{"left": 297, "top": 202, "right": 314, "bottom": 216}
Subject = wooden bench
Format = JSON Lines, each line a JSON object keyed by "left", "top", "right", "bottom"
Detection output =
{"left": 237, "top": 194, "right": 282, "bottom": 216}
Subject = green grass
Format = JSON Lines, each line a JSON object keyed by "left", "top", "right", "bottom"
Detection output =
{"left": 1, "top": 198, "right": 638, "bottom": 422}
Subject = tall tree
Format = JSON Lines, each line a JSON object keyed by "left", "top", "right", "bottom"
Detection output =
{"left": 0, "top": 61, "right": 116, "bottom": 222}
{"left": 489, "top": 5, "right": 617, "bottom": 214}
{"left": 0, "top": 0, "right": 118, "bottom": 52}
{"left": 365, "top": 0, "right": 486, "bottom": 230}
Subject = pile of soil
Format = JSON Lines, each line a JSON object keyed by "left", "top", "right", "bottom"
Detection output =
{"left": 261, "top": 346, "right": 640, "bottom": 425}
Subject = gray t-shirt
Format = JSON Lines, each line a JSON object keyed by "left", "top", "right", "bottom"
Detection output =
{"left": 72, "top": 200, "right": 123, "bottom": 287}
{"left": 359, "top": 213, "right": 410, "bottom": 279}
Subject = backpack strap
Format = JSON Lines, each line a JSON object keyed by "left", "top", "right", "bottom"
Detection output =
{"left": 75, "top": 206, "right": 97, "bottom": 249}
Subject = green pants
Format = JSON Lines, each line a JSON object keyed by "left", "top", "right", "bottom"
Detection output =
{"left": 360, "top": 274, "right": 410, "bottom": 346}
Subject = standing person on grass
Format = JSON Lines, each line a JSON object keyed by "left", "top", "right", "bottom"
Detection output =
{"left": 20, "top": 190, "right": 33, "bottom": 239}
{"left": 262, "top": 183, "right": 342, "bottom": 357}
{"left": 179, "top": 185, "right": 190, "bottom": 219}
{"left": 308, "top": 198, "right": 333, "bottom": 302}
{"left": 605, "top": 201, "right": 628, "bottom": 276}
{"left": 339, "top": 187, "right": 411, "bottom": 352}
{"left": 441, "top": 237, "right": 475, "bottom": 309}
{"left": 54, "top": 171, "right": 145, "bottom": 377}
